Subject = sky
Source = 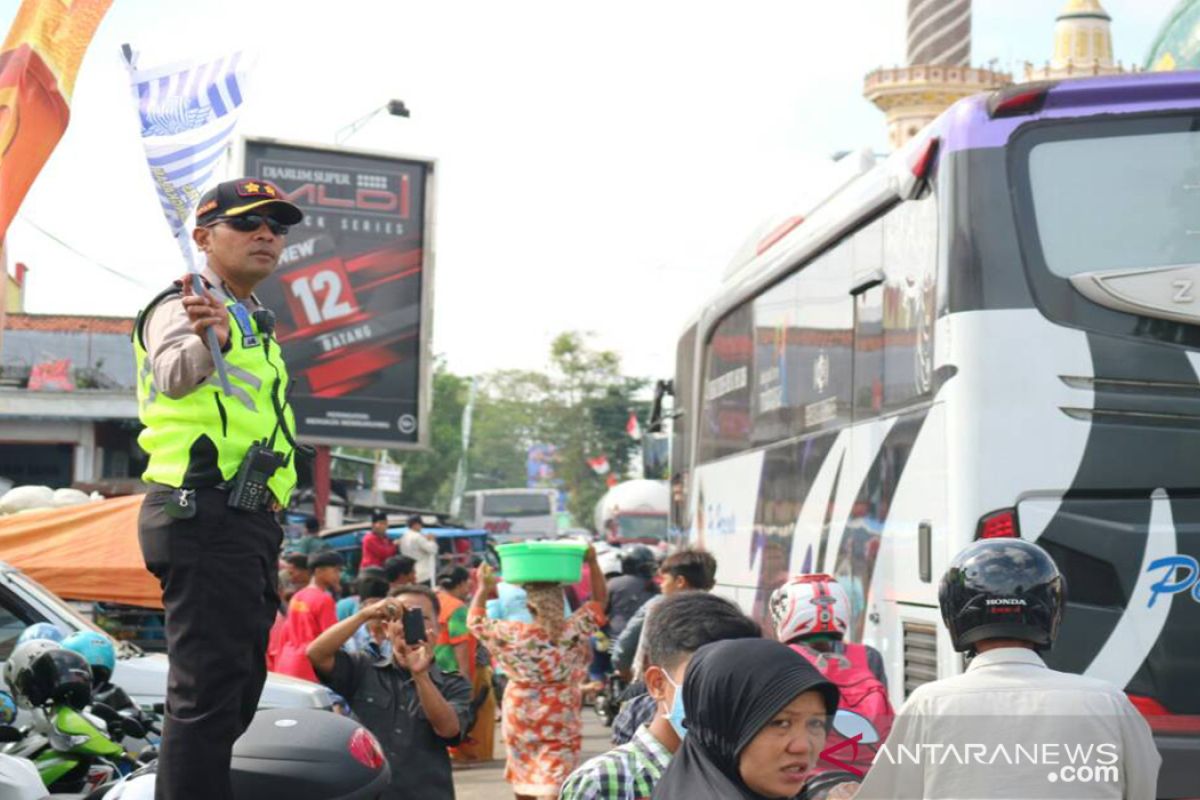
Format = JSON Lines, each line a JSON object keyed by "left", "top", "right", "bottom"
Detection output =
{"left": 0, "top": 0, "right": 1179, "bottom": 383}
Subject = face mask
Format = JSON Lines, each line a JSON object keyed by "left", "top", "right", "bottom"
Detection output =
{"left": 662, "top": 671, "right": 687, "bottom": 740}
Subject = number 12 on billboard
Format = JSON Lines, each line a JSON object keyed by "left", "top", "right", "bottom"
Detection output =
{"left": 282, "top": 259, "right": 361, "bottom": 334}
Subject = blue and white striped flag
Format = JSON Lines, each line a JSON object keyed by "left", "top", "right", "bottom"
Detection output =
{"left": 124, "top": 47, "right": 252, "bottom": 259}
{"left": 124, "top": 46, "right": 253, "bottom": 395}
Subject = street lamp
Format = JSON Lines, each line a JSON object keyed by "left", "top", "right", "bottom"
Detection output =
{"left": 335, "top": 99, "right": 410, "bottom": 144}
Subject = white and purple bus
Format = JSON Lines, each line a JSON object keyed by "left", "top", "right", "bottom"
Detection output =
{"left": 665, "top": 72, "right": 1200, "bottom": 796}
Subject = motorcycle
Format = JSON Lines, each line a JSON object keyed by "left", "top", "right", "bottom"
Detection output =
{"left": 592, "top": 668, "right": 627, "bottom": 728}
{"left": 0, "top": 699, "right": 151, "bottom": 794}
{"left": 105, "top": 707, "right": 391, "bottom": 799}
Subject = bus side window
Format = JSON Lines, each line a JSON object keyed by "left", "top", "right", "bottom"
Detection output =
{"left": 854, "top": 196, "right": 938, "bottom": 420}
{"left": 698, "top": 304, "right": 754, "bottom": 461}
{"left": 854, "top": 284, "right": 885, "bottom": 420}
{"left": 881, "top": 195, "right": 938, "bottom": 410}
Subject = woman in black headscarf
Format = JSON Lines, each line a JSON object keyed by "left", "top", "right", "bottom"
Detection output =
{"left": 652, "top": 638, "right": 840, "bottom": 800}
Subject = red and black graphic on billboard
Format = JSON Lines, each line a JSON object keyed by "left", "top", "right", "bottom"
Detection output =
{"left": 243, "top": 139, "right": 432, "bottom": 448}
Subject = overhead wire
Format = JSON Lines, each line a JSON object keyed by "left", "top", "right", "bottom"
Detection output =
{"left": 19, "top": 217, "right": 156, "bottom": 289}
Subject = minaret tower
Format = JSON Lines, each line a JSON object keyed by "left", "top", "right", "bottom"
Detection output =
{"left": 1026, "top": 0, "right": 1127, "bottom": 80}
{"left": 864, "top": 0, "right": 1011, "bottom": 150}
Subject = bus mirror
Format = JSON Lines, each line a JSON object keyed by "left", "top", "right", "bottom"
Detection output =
{"left": 648, "top": 379, "right": 675, "bottom": 434}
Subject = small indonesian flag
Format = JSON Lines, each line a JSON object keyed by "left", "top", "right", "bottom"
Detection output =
{"left": 587, "top": 455, "right": 610, "bottom": 475}
{"left": 626, "top": 412, "right": 641, "bottom": 439}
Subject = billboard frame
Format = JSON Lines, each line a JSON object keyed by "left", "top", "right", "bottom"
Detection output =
{"left": 234, "top": 135, "right": 436, "bottom": 452}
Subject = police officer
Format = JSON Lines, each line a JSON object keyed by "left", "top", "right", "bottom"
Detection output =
{"left": 849, "top": 539, "right": 1160, "bottom": 799}
{"left": 135, "top": 178, "right": 304, "bottom": 800}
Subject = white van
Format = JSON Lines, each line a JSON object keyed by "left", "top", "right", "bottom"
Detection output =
{"left": 0, "top": 561, "right": 332, "bottom": 710}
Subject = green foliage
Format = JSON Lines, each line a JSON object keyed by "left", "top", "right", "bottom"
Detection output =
{"left": 391, "top": 364, "right": 469, "bottom": 508}
{"left": 361, "top": 334, "right": 648, "bottom": 527}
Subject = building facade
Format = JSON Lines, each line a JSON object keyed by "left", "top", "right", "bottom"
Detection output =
{"left": 0, "top": 313, "right": 142, "bottom": 493}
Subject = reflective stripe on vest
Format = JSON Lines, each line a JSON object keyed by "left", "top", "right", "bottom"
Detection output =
{"left": 134, "top": 292, "right": 297, "bottom": 506}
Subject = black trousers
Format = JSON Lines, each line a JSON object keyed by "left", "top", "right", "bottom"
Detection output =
{"left": 139, "top": 487, "right": 282, "bottom": 800}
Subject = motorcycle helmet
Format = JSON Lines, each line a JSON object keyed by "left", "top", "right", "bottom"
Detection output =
{"left": 939, "top": 538, "right": 1066, "bottom": 653}
{"left": 6, "top": 640, "right": 93, "bottom": 710}
{"left": 16, "top": 622, "right": 65, "bottom": 647}
{"left": 62, "top": 631, "right": 117, "bottom": 686}
{"left": 620, "top": 545, "right": 657, "bottom": 579}
{"left": 0, "top": 690, "right": 16, "bottom": 724}
{"left": 769, "top": 573, "right": 851, "bottom": 643}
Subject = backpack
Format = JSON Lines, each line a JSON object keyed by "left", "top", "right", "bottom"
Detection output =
{"left": 791, "top": 642, "right": 894, "bottom": 774}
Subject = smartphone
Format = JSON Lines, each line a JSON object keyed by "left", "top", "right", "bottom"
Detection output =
{"left": 402, "top": 607, "right": 425, "bottom": 646}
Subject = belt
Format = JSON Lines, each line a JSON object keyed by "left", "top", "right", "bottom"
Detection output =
{"left": 148, "top": 481, "right": 232, "bottom": 493}
{"left": 147, "top": 482, "right": 281, "bottom": 512}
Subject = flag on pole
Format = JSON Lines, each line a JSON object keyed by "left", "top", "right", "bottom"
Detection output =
{"left": 0, "top": 0, "right": 111, "bottom": 240}
{"left": 588, "top": 455, "right": 610, "bottom": 476}
{"left": 123, "top": 47, "right": 253, "bottom": 395}
{"left": 123, "top": 48, "right": 251, "bottom": 261}
{"left": 626, "top": 411, "right": 641, "bottom": 440}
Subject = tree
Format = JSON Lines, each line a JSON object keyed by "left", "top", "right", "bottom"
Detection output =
{"left": 391, "top": 363, "right": 468, "bottom": 509}
{"left": 329, "top": 362, "right": 468, "bottom": 511}
{"left": 541, "top": 332, "right": 648, "bottom": 526}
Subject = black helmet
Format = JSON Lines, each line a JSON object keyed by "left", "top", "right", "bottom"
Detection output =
{"left": 938, "top": 538, "right": 1066, "bottom": 653}
{"left": 5, "top": 641, "right": 93, "bottom": 710}
{"left": 621, "top": 545, "right": 657, "bottom": 579}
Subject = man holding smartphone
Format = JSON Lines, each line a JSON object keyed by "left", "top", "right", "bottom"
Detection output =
{"left": 307, "top": 585, "right": 474, "bottom": 800}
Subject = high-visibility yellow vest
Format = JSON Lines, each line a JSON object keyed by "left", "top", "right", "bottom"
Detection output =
{"left": 133, "top": 284, "right": 297, "bottom": 506}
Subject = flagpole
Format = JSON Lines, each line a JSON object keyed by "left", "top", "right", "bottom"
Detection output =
{"left": 174, "top": 229, "right": 231, "bottom": 395}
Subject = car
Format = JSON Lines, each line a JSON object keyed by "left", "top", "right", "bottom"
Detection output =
{"left": 0, "top": 561, "right": 333, "bottom": 711}
{"left": 314, "top": 519, "right": 496, "bottom": 577}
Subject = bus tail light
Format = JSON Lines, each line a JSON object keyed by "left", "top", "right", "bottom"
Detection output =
{"left": 976, "top": 508, "right": 1019, "bottom": 540}
{"left": 909, "top": 137, "right": 940, "bottom": 182}
{"left": 987, "top": 81, "right": 1056, "bottom": 118}
{"left": 1127, "top": 693, "right": 1200, "bottom": 735}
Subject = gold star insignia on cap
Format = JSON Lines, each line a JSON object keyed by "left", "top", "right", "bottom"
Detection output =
{"left": 263, "top": 184, "right": 277, "bottom": 196}
{"left": 244, "top": 181, "right": 261, "bottom": 194}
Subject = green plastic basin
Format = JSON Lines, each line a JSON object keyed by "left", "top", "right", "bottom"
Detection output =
{"left": 496, "top": 540, "right": 587, "bottom": 584}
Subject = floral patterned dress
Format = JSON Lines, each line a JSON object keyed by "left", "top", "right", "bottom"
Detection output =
{"left": 468, "top": 601, "right": 604, "bottom": 797}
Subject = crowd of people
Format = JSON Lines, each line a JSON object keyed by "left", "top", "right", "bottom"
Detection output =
{"left": 256, "top": 511, "right": 1160, "bottom": 800}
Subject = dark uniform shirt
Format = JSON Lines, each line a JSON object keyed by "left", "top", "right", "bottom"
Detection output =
{"left": 322, "top": 650, "right": 473, "bottom": 800}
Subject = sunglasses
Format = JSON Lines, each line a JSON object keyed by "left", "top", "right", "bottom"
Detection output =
{"left": 209, "top": 214, "right": 289, "bottom": 236}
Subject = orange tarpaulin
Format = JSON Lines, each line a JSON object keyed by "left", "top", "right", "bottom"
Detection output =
{"left": 0, "top": 495, "right": 163, "bottom": 609}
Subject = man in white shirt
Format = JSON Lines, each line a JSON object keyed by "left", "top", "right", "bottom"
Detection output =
{"left": 850, "top": 538, "right": 1160, "bottom": 800}
{"left": 399, "top": 515, "right": 439, "bottom": 586}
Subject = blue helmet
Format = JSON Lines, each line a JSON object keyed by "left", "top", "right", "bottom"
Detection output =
{"left": 61, "top": 631, "right": 116, "bottom": 685}
{"left": 0, "top": 691, "right": 16, "bottom": 724}
{"left": 16, "top": 623, "right": 65, "bottom": 647}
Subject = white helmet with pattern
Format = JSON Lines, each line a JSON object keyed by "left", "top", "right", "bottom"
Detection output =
{"left": 769, "top": 573, "right": 851, "bottom": 643}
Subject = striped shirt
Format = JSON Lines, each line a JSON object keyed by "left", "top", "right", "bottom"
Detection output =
{"left": 559, "top": 724, "right": 672, "bottom": 800}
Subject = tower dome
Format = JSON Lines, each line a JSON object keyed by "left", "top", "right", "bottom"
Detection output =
{"left": 1026, "top": 0, "right": 1125, "bottom": 80}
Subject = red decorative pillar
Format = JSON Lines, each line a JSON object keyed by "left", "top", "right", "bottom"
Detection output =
{"left": 314, "top": 445, "right": 331, "bottom": 527}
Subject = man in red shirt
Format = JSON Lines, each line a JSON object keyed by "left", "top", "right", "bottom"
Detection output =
{"left": 273, "top": 550, "right": 343, "bottom": 681}
{"left": 361, "top": 509, "right": 398, "bottom": 570}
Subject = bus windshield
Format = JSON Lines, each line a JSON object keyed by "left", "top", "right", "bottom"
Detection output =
{"left": 618, "top": 514, "right": 669, "bottom": 541}
{"left": 1026, "top": 121, "right": 1200, "bottom": 277}
{"left": 482, "top": 493, "right": 553, "bottom": 518}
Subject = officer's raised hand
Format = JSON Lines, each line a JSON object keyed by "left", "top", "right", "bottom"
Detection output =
{"left": 180, "top": 275, "right": 230, "bottom": 348}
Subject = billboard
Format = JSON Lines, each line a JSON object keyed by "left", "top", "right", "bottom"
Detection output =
{"left": 240, "top": 138, "right": 434, "bottom": 449}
